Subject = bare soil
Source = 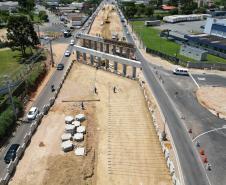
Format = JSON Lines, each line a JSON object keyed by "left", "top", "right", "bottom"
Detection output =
{"left": 196, "top": 86, "right": 226, "bottom": 118}
{"left": 89, "top": 4, "right": 123, "bottom": 40}
{"left": 0, "top": 28, "right": 7, "bottom": 41}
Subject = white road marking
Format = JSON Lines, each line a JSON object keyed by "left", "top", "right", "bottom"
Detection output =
{"left": 192, "top": 126, "right": 226, "bottom": 142}
{"left": 189, "top": 72, "right": 200, "bottom": 88}
{"left": 197, "top": 77, "right": 206, "bottom": 81}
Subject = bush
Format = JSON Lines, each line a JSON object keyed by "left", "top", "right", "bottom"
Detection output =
{"left": 26, "top": 64, "right": 46, "bottom": 90}
{"left": 0, "top": 97, "right": 22, "bottom": 139}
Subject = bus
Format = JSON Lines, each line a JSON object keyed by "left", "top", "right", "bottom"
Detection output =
{"left": 173, "top": 67, "right": 189, "bottom": 76}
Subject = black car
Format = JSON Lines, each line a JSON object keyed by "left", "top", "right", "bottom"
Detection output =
{"left": 57, "top": 63, "right": 64, "bottom": 70}
{"left": 4, "top": 144, "right": 20, "bottom": 164}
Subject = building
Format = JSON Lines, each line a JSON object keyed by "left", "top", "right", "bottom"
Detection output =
{"left": 46, "top": 0, "right": 60, "bottom": 6}
{"left": 71, "top": 2, "right": 84, "bottom": 10}
{"left": 204, "top": 18, "right": 226, "bottom": 38}
{"left": 0, "top": 1, "right": 18, "bottom": 11}
{"left": 180, "top": 45, "right": 207, "bottom": 61}
{"left": 67, "top": 13, "right": 88, "bottom": 28}
{"left": 163, "top": 14, "right": 208, "bottom": 23}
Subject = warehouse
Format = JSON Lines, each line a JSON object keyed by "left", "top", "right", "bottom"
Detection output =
{"left": 163, "top": 14, "right": 209, "bottom": 23}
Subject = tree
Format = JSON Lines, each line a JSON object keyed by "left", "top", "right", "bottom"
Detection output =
{"left": 181, "top": 2, "right": 198, "bottom": 14}
{"left": 38, "top": 10, "right": 49, "bottom": 22}
{"left": 7, "top": 15, "right": 39, "bottom": 57}
{"left": 136, "top": 4, "right": 145, "bottom": 17}
{"left": 145, "top": 5, "right": 154, "bottom": 17}
{"left": 124, "top": 2, "right": 137, "bottom": 18}
{"left": 18, "top": 0, "right": 35, "bottom": 12}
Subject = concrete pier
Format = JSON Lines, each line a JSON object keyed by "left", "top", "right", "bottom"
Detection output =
{"left": 123, "top": 64, "right": 127, "bottom": 76}
{"left": 114, "top": 62, "right": 118, "bottom": 73}
{"left": 132, "top": 67, "right": 136, "bottom": 78}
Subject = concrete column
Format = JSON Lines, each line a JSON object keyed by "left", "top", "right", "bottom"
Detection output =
{"left": 83, "top": 39, "right": 86, "bottom": 47}
{"left": 83, "top": 53, "right": 86, "bottom": 62}
{"left": 105, "top": 59, "right": 109, "bottom": 69}
{"left": 76, "top": 51, "right": 80, "bottom": 61}
{"left": 132, "top": 67, "right": 136, "bottom": 78}
{"left": 90, "top": 55, "right": 94, "bottom": 65}
{"left": 114, "top": 62, "right": 118, "bottom": 73}
{"left": 94, "top": 41, "right": 97, "bottom": 50}
{"left": 120, "top": 47, "right": 123, "bottom": 56}
{"left": 98, "top": 57, "right": 101, "bottom": 67}
{"left": 88, "top": 40, "right": 91, "bottom": 48}
{"left": 100, "top": 42, "right": 103, "bottom": 52}
{"left": 113, "top": 45, "right": 116, "bottom": 54}
{"left": 123, "top": 64, "right": 127, "bottom": 76}
{"left": 126, "top": 48, "right": 130, "bottom": 58}
{"left": 106, "top": 44, "right": 109, "bottom": 53}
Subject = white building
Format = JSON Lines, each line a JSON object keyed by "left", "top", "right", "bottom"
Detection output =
{"left": 204, "top": 18, "right": 226, "bottom": 38}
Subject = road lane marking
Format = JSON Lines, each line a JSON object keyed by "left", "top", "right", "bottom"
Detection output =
{"left": 192, "top": 127, "right": 226, "bottom": 142}
{"left": 189, "top": 73, "right": 200, "bottom": 88}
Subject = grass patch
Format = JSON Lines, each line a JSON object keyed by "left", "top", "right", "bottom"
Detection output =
{"left": 131, "top": 21, "right": 226, "bottom": 64}
{"left": 0, "top": 49, "right": 22, "bottom": 78}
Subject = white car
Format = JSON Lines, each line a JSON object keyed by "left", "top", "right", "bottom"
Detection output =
{"left": 70, "top": 39, "right": 75, "bottom": 45}
{"left": 64, "top": 50, "right": 71, "bottom": 57}
{"left": 27, "top": 107, "right": 39, "bottom": 120}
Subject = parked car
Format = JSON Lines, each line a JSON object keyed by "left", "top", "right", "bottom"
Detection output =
{"left": 4, "top": 144, "right": 20, "bottom": 164}
{"left": 64, "top": 50, "right": 71, "bottom": 57}
{"left": 57, "top": 63, "right": 64, "bottom": 70}
{"left": 27, "top": 107, "right": 39, "bottom": 120}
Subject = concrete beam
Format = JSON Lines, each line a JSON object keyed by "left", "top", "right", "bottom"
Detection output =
{"left": 73, "top": 45, "right": 141, "bottom": 68}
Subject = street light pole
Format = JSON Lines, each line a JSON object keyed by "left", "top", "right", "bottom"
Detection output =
{"left": 4, "top": 75, "right": 17, "bottom": 120}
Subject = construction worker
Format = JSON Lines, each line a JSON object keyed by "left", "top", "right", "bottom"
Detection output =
{"left": 113, "top": 86, "right": 116, "bottom": 93}
{"left": 94, "top": 86, "right": 97, "bottom": 94}
{"left": 81, "top": 102, "right": 84, "bottom": 110}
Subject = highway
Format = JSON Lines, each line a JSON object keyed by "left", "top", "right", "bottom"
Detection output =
{"left": 119, "top": 7, "right": 211, "bottom": 185}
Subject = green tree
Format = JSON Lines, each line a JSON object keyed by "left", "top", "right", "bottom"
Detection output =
{"left": 18, "top": 0, "right": 35, "bottom": 12}
{"left": 136, "top": 4, "right": 145, "bottom": 17}
{"left": 38, "top": 10, "right": 49, "bottom": 22}
{"left": 145, "top": 5, "right": 154, "bottom": 17}
{"left": 7, "top": 15, "right": 39, "bottom": 57}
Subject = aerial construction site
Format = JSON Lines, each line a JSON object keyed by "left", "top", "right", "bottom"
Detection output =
{"left": 8, "top": 3, "right": 173, "bottom": 185}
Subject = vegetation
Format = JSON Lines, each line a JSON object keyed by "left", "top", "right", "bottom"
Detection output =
{"left": 26, "top": 63, "right": 46, "bottom": 90}
{"left": 38, "top": 10, "right": 49, "bottom": 22}
{"left": 7, "top": 15, "right": 39, "bottom": 57}
{"left": 131, "top": 21, "right": 226, "bottom": 64}
{"left": 0, "top": 97, "right": 23, "bottom": 139}
{"left": 18, "top": 0, "right": 35, "bottom": 12}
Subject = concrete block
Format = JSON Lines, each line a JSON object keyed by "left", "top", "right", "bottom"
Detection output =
{"left": 49, "top": 97, "right": 55, "bottom": 106}
{"left": 23, "top": 134, "right": 30, "bottom": 145}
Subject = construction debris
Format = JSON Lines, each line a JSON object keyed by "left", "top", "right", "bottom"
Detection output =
{"left": 61, "top": 140, "right": 74, "bottom": 152}
{"left": 77, "top": 125, "right": 86, "bottom": 134}
{"left": 73, "top": 133, "right": 84, "bottom": 142}
{"left": 65, "top": 124, "right": 76, "bottom": 134}
{"left": 75, "top": 147, "right": 85, "bottom": 156}
{"left": 75, "top": 114, "right": 86, "bottom": 121}
{"left": 61, "top": 133, "right": 72, "bottom": 141}
{"left": 65, "top": 115, "right": 74, "bottom": 124}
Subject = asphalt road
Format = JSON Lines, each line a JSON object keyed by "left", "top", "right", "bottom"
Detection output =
{"left": 119, "top": 8, "right": 211, "bottom": 185}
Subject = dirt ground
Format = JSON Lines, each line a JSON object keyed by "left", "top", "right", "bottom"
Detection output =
{"left": 89, "top": 4, "right": 123, "bottom": 40}
{"left": 196, "top": 86, "right": 226, "bottom": 118}
{"left": 9, "top": 62, "right": 171, "bottom": 185}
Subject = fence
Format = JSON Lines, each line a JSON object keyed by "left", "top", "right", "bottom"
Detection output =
{"left": 0, "top": 59, "right": 75, "bottom": 185}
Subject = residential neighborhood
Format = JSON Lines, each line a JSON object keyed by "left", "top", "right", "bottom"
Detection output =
{"left": 0, "top": 0, "right": 226, "bottom": 185}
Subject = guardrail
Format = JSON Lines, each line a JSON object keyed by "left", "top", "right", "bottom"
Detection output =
{"left": 0, "top": 59, "right": 75, "bottom": 185}
{"left": 138, "top": 78, "right": 181, "bottom": 185}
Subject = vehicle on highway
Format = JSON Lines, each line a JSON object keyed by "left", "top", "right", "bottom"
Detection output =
{"left": 126, "top": 31, "right": 129, "bottom": 35}
{"left": 64, "top": 50, "right": 71, "bottom": 57}
{"left": 70, "top": 39, "right": 75, "bottom": 45}
{"left": 173, "top": 67, "right": 189, "bottom": 76}
{"left": 57, "top": 63, "right": 64, "bottom": 70}
{"left": 27, "top": 107, "right": 39, "bottom": 120}
{"left": 64, "top": 31, "right": 72, "bottom": 38}
{"left": 4, "top": 144, "right": 20, "bottom": 164}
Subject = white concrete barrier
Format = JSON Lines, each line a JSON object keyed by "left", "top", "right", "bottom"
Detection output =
{"left": 2, "top": 173, "right": 10, "bottom": 184}
{"left": 7, "top": 162, "right": 14, "bottom": 174}
{"left": 49, "top": 97, "right": 55, "bottom": 106}
{"left": 16, "top": 146, "right": 23, "bottom": 159}
{"left": 23, "top": 133, "right": 30, "bottom": 145}
{"left": 0, "top": 178, "right": 5, "bottom": 185}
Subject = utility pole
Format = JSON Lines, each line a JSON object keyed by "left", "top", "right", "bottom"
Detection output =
{"left": 4, "top": 75, "right": 17, "bottom": 120}
{"left": 49, "top": 39, "right": 54, "bottom": 67}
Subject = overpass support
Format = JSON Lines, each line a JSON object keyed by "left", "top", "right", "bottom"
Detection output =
{"left": 83, "top": 53, "right": 86, "bottom": 62}
{"left": 120, "top": 47, "right": 123, "bottom": 55}
{"left": 123, "top": 64, "right": 127, "bottom": 76}
{"left": 132, "top": 67, "right": 137, "bottom": 78}
{"left": 88, "top": 40, "right": 91, "bottom": 48}
{"left": 100, "top": 43, "right": 103, "bottom": 52}
{"left": 90, "top": 55, "right": 94, "bottom": 65}
{"left": 83, "top": 39, "right": 86, "bottom": 47}
{"left": 114, "top": 62, "right": 118, "bottom": 73}
{"left": 106, "top": 44, "right": 109, "bottom": 53}
{"left": 126, "top": 48, "right": 130, "bottom": 58}
{"left": 76, "top": 51, "right": 80, "bottom": 61}
{"left": 94, "top": 41, "right": 97, "bottom": 50}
